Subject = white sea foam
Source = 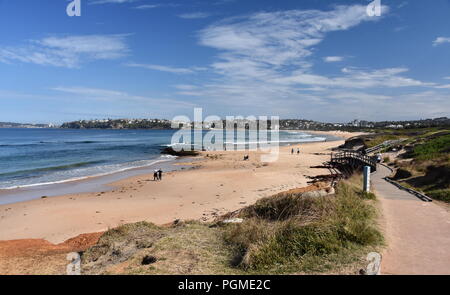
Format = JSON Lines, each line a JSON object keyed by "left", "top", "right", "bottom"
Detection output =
{"left": 0, "top": 155, "right": 177, "bottom": 190}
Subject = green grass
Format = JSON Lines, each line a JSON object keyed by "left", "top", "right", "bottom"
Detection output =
{"left": 412, "top": 134, "right": 450, "bottom": 160}
{"left": 426, "top": 189, "right": 450, "bottom": 203}
{"left": 360, "top": 128, "right": 450, "bottom": 203}
{"left": 224, "top": 175, "right": 383, "bottom": 272}
{"left": 363, "top": 134, "right": 401, "bottom": 148}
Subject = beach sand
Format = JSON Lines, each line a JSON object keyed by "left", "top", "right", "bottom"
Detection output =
{"left": 0, "top": 131, "right": 359, "bottom": 244}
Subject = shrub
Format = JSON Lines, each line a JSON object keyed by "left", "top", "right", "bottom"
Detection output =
{"left": 224, "top": 179, "right": 383, "bottom": 270}
{"left": 426, "top": 189, "right": 450, "bottom": 203}
{"left": 413, "top": 134, "right": 450, "bottom": 160}
{"left": 393, "top": 168, "right": 412, "bottom": 180}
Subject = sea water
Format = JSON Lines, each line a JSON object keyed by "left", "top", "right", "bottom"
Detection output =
{"left": 0, "top": 128, "right": 331, "bottom": 190}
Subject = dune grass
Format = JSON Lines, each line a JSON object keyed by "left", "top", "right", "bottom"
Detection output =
{"left": 412, "top": 134, "right": 450, "bottom": 161}
{"left": 81, "top": 175, "right": 383, "bottom": 274}
{"left": 223, "top": 174, "right": 383, "bottom": 273}
{"left": 363, "top": 134, "right": 401, "bottom": 148}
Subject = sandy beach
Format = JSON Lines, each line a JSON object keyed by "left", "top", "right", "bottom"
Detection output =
{"left": 0, "top": 131, "right": 359, "bottom": 244}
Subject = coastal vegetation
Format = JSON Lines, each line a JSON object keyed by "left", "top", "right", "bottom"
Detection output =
{"left": 355, "top": 127, "right": 450, "bottom": 203}
{"left": 80, "top": 175, "right": 383, "bottom": 274}
{"left": 223, "top": 174, "right": 382, "bottom": 273}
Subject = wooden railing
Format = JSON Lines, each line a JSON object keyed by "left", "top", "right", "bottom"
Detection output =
{"left": 331, "top": 151, "right": 377, "bottom": 172}
{"left": 365, "top": 139, "right": 404, "bottom": 154}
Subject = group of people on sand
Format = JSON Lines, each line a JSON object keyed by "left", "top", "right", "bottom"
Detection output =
{"left": 153, "top": 169, "right": 163, "bottom": 181}
{"left": 291, "top": 148, "right": 301, "bottom": 155}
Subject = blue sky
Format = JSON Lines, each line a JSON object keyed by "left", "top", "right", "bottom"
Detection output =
{"left": 0, "top": 0, "right": 449, "bottom": 124}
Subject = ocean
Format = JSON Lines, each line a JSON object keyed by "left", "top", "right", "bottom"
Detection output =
{"left": 0, "top": 128, "right": 332, "bottom": 191}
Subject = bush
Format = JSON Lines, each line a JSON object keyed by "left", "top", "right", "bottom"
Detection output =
{"left": 413, "top": 134, "right": 450, "bottom": 160}
{"left": 241, "top": 192, "right": 332, "bottom": 222}
{"left": 426, "top": 189, "right": 450, "bottom": 203}
{"left": 224, "top": 179, "right": 383, "bottom": 270}
{"left": 393, "top": 168, "right": 412, "bottom": 180}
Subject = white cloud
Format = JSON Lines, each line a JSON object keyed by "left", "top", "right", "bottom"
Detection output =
{"left": 433, "top": 37, "right": 450, "bottom": 46}
{"left": 0, "top": 35, "right": 129, "bottom": 68}
{"left": 189, "top": 5, "right": 434, "bottom": 105}
{"left": 133, "top": 3, "right": 179, "bottom": 9}
{"left": 90, "top": 0, "right": 137, "bottom": 4}
{"left": 169, "top": 4, "right": 450, "bottom": 120}
{"left": 133, "top": 4, "right": 160, "bottom": 10}
{"left": 435, "top": 84, "right": 450, "bottom": 89}
{"left": 125, "top": 62, "right": 206, "bottom": 74}
{"left": 274, "top": 67, "right": 433, "bottom": 88}
{"left": 199, "top": 5, "right": 387, "bottom": 68}
{"left": 323, "top": 56, "right": 344, "bottom": 62}
{"left": 51, "top": 87, "right": 127, "bottom": 99}
{"left": 51, "top": 86, "right": 195, "bottom": 107}
{"left": 174, "top": 84, "right": 199, "bottom": 90}
{"left": 178, "top": 12, "right": 211, "bottom": 19}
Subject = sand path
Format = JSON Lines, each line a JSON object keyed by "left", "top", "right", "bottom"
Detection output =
{"left": 372, "top": 164, "right": 450, "bottom": 274}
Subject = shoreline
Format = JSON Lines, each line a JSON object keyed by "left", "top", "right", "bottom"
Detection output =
{"left": 0, "top": 130, "right": 360, "bottom": 244}
{"left": 0, "top": 130, "right": 341, "bottom": 205}
{"left": 0, "top": 156, "right": 192, "bottom": 206}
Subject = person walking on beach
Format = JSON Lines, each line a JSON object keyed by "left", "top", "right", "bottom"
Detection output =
{"left": 291, "top": 148, "right": 294, "bottom": 154}
{"left": 153, "top": 170, "right": 159, "bottom": 181}
{"left": 297, "top": 148, "right": 300, "bottom": 155}
{"left": 158, "top": 169, "right": 163, "bottom": 181}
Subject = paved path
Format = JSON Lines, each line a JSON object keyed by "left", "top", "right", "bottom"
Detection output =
{"left": 372, "top": 164, "right": 450, "bottom": 274}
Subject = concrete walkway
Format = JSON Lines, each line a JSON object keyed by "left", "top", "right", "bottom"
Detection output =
{"left": 372, "top": 164, "right": 450, "bottom": 274}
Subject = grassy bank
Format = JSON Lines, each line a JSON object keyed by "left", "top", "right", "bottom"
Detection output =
{"left": 80, "top": 176, "right": 383, "bottom": 274}
{"left": 224, "top": 174, "right": 382, "bottom": 273}
{"left": 365, "top": 128, "right": 450, "bottom": 203}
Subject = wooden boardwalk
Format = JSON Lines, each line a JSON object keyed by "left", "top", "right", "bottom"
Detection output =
{"left": 330, "top": 151, "right": 377, "bottom": 173}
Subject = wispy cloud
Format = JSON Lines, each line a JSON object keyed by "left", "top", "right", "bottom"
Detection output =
{"left": 178, "top": 12, "right": 211, "bottom": 19}
{"left": 133, "top": 3, "right": 179, "bottom": 9}
{"left": 199, "top": 5, "right": 388, "bottom": 68}
{"left": 133, "top": 4, "right": 160, "bottom": 9}
{"left": 0, "top": 35, "right": 129, "bottom": 68}
{"left": 433, "top": 37, "right": 450, "bottom": 46}
{"left": 125, "top": 62, "right": 206, "bottom": 74}
{"left": 274, "top": 67, "right": 433, "bottom": 88}
{"left": 90, "top": 0, "right": 138, "bottom": 4}
{"left": 51, "top": 86, "right": 195, "bottom": 107}
{"left": 167, "top": 4, "right": 450, "bottom": 120}
{"left": 188, "top": 5, "right": 403, "bottom": 104}
{"left": 323, "top": 56, "right": 344, "bottom": 62}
